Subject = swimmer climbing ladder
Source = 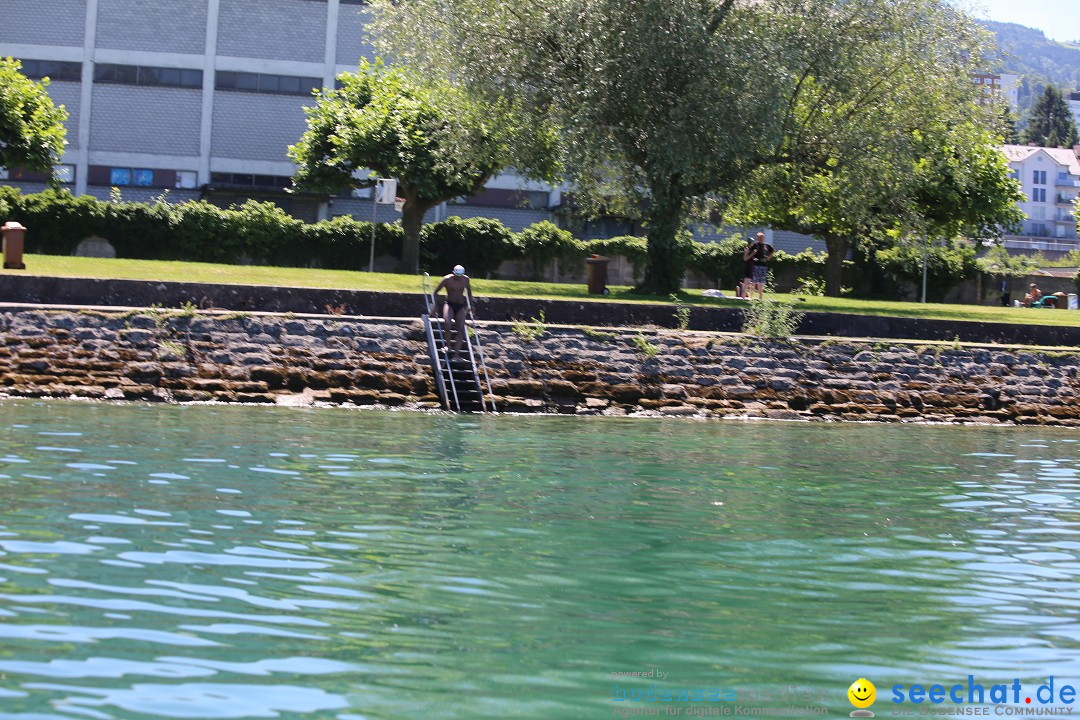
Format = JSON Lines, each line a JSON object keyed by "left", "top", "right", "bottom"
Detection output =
{"left": 421, "top": 273, "right": 495, "bottom": 413}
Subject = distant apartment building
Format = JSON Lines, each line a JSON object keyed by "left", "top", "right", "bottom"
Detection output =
{"left": 1001, "top": 144, "right": 1080, "bottom": 250}
{"left": 1068, "top": 92, "right": 1080, "bottom": 138}
{"left": 973, "top": 72, "right": 1020, "bottom": 109}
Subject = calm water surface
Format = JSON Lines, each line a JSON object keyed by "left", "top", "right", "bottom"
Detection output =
{"left": 0, "top": 399, "right": 1078, "bottom": 719}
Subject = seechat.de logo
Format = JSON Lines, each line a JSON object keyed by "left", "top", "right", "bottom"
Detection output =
{"left": 849, "top": 678, "right": 877, "bottom": 717}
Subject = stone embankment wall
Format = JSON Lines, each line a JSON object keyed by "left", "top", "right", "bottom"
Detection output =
{"left": 2, "top": 307, "right": 1079, "bottom": 426}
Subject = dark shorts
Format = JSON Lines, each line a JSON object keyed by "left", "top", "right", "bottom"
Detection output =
{"left": 743, "top": 262, "right": 755, "bottom": 279}
{"left": 752, "top": 265, "right": 768, "bottom": 284}
{"left": 447, "top": 300, "right": 465, "bottom": 314}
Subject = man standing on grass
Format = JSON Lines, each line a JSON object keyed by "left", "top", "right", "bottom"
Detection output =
{"left": 738, "top": 236, "right": 755, "bottom": 299}
{"left": 743, "top": 232, "right": 774, "bottom": 300}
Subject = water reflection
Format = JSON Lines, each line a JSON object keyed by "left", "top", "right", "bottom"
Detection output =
{"left": 0, "top": 400, "right": 1078, "bottom": 718}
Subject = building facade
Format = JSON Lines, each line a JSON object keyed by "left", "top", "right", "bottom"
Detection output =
{"left": 1068, "top": 92, "right": 1080, "bottom": 139}
{"left": 1001, "top": 144, "right": 1080, "bottom": 251}
{"left": 0, "top": 0, "right": 824, "bottom": 255}
{"left": 972, "top": 72, "right": 1020, "bottom": 109}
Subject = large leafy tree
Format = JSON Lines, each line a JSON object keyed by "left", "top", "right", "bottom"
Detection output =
{"left": 1020, "top": 84, "right": 1080, "bottom": 148}
{"left": 0, "top": 57, "right": 67, "bottom": 174}
{"left": 729, "top": 119, "right": 1024, "bottom": 296}
{"left": 370, "top": 0, "right": 996, "bottom": 294}
{"left": 289, "top": 59, "right": 535, "bottom": 274}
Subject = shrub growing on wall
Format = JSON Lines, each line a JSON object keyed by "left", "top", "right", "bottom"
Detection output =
{"left": 875, "top": 240, "right": 977, "bottom": 302}
{"left": 299, "top": 215, "right": 404, "bottom": 269}
{"left": 516, "top": 220, "right": 585, "bottom": 279}
{"left": 421, "top": 216, "right": 516, "bottom": 277}
{"left": 586, "top": 235, "right": 649, "bottom": 279}
{"left": 13, "top": 189, "right": 107, "bottom": 254}
{"left": 690, "top": 234, "right": 746, "bottom": 288}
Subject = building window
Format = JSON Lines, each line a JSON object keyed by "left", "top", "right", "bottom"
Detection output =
{"left": 109, "top": 167, "right": 155, "bottom": 186}
{"left": 1032, "top": 188, "right": 1047, "bottom": 203}
{"left": 524, "top": 191, "right": 549, "bottom": 209}
{"left": 1033, "top": 170, "right": 1047, "bottom": 185}
{"left": 53, "top": 164, "right": 75, "bottom": 184}
{"left": 175, "top": 171, "right": 198, "bottom": 189}
{"left": 210, "top": 172, "right": 293, "bottom": 189}
{"left": 17, "top": 59, "right": 82, "bottom": 82}
{"left": 94, "top": 63, "right": 202, "bottom": 89}
{"left": 216, "top": 71, "right": 321, "bottom": 97}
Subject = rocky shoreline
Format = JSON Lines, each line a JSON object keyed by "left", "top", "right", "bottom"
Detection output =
{"left": 2, "top": 306, "right": 1079, "bottom": 426}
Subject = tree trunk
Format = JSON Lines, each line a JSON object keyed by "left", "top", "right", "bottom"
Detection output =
{"left": 640, "top": 178, "right": 687, "bottom": 295}
{"left": 399, "top": 198, "right": 433, "bottom": 275}
{"left": 823, "top": 233, "right": 849, "bottom": 297}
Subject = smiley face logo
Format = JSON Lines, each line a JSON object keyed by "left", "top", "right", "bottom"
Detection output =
{"left": 848, "top": 678, "right": 876, "bottom": 717}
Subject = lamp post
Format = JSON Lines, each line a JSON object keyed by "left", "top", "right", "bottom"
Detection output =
{"left": 921, "top": 238, "right": 929, "bottom": 304}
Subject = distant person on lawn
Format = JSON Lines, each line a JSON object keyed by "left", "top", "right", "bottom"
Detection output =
{"left": 743, "top": 232, "right": 775, "bottom": 300}
{"left": 1023, "top": 283, "right": 1042, "bottom": 307}
{"left": 433, "top": 264, "right": 473, "bottom": 360}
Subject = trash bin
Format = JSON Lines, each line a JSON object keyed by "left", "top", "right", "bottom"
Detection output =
{"left": 585, "top": 254, "right": 610, "bottom": 295}
{"left": 1, "top": 221, "right": 26, "bottom": 269}
{"left": 1069, "top": 294, "right": 1078, "bottom": 310}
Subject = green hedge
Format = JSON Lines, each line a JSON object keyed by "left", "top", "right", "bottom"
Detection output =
{"left": 1, "top": 187, "right": 405, "bottom": 268}
{"left": 420, "top": 216, "right": 517, "bottom": 278}
{"left": 0, "top": 187, "right": 836, "bottom": 288}
{"left": 875, "top": 241, "right": 978, "bottom": 302}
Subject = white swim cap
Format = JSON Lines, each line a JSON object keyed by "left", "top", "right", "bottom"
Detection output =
{"left": 453, "top": 265, "right": 465, "bottom": 275}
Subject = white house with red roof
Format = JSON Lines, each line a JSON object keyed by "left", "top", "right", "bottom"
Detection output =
{"left": 1001, "top": 144, "right": 1080, "bottom": 250}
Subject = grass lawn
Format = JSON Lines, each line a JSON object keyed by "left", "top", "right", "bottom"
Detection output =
{"left": 5, "top": 253, "right": 1080, "bottom": 328}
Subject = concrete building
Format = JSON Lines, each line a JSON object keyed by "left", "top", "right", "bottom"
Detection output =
{"left": 1001, "top": 144, "right": 1080, "bottom": 251}
{"left": 0, "top": 0, "right": 567, "bottom": 230}
{"left": 1068, "top": 92, "right": 1080, "bottom": 139}
{"left": 0, "top": 0, "right": 824, "bottom": 255}
{"left": 973, "top": 72, "right": 1020, "bottom": 109}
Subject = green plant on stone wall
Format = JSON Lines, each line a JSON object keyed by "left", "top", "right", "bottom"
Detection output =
{"left": 631, "top": 332, "right": 660, "bottom": 358}
{"left": 741, "top": 293, "right": 805, "bottom": 340}
{"left": 581, "top": 326, "right": 619, "bottom": 342}
{"left": 157, "top": 339, "right": 186, "bottom": 359}
{"left": 511, "top": 310, "right": 548, "bottom": 342}
{"left": 670, "top": 294, "right": 691, "bottom": 330}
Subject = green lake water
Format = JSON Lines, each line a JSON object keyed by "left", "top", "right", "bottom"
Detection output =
{"left": 0, "top": 399, "right": 1078, "bottom": 719}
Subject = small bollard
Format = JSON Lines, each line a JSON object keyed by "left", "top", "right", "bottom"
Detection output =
{"left": 1, "top": 221, "right": 27, "bottom": 270}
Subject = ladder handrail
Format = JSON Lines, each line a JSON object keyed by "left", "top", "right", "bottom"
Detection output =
{"left": 463, "top": 295, "right": 496, "bottom": 413}
{"left": 422, "top": 273, "right": 460, "bottom": 411}
{"left": 421, "top": 314, "right": 448, "bottom": 410}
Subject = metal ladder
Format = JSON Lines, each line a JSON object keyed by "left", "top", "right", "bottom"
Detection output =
{"left": 422, "top": 273, "right": 495, "bottom": 413}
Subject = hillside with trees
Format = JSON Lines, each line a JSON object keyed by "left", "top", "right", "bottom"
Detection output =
{"left": 984, "top": 21, "right": 1080, "bottom": 117}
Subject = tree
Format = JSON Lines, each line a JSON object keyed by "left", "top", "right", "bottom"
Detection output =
{"left": 726, "top": 116, "right": 1021, "bottom": 295}
{"left": 0, "top": 57, "right": 67, "bottom": 174}
{"left": 370, "top": 0, "right": 996, "bottom": 294}
{"left": 289, "top": 59, "right": 526, "bottom": 274}
{"left": 998, "top": 104, "right": 1020, "bottom": 145}
{"left": 1020, "top": 84, "right": 1080, "bottom": 148}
